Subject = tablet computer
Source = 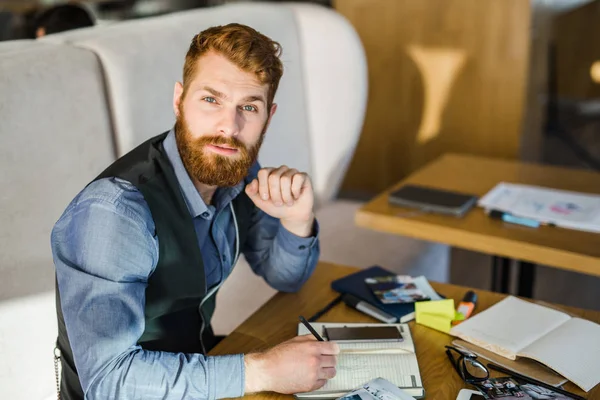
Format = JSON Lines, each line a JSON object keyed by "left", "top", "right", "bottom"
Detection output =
{"left": 323, "top": 326, "right": 403, "bottom": 342}
{"left": 388, "top": 184, "right": 478, "bottom": 217}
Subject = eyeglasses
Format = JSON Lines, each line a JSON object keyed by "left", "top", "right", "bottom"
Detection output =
{"left": 445, "top": 346, "right": 489, "bottom": 384}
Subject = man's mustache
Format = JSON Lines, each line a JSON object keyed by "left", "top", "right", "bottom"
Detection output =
{"left": 194, "top": 135, "right": 246, "bottom": 151}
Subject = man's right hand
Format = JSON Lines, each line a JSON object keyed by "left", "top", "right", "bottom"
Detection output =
{"left": 244, "top": 334, "right": 340, "bottom": 394}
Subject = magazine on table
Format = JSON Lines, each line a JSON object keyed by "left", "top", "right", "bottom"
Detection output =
{"left": 365, "top": 275, "right": 439, "bottom": 304}
{"left": 472, "top": 376, "right": 578, "bottom": 399}
{"left": 336, "top": 378, "right": 415, "bottom": 400}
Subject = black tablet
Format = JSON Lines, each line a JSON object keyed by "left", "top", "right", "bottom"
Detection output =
{"left": 388, "top": 184, "right": 478, "bottom": 217}
{"left": 323, "top": 326, "right": 403, "bottom": 342}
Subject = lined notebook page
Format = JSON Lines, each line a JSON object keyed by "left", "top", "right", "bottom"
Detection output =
{"left": 297, "top": 323, "right": 422, "bottom": 394}
{"left": 519, "top": 318, "right": 600, "bottom": 392}
{"left": 337, "top": 341, "right": 414, "bottom": 354}
{"left": 321, "top": 353, "right": 420, "bottom": 391}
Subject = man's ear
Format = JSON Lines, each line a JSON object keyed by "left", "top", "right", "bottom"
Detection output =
{"left": 173, "top": 82, "right": 184, "bottom": 117}
{"left": 265, "top": 103, "right": 278, "bottom": 131}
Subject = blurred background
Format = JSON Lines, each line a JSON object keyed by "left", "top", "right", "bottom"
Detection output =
{"left": 2, "top": 0, "right": 599, "bottom": 191}
{"left": 0, "top": 0, "right": 331, "bottom": 38}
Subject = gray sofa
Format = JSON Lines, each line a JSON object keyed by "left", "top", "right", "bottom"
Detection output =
{"left": 0, "top": 3, "right": 447, "bottom": 399}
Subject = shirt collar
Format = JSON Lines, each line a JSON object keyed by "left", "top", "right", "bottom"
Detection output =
{"left": 163, "top": 129, "right": 246, "bottom": 217}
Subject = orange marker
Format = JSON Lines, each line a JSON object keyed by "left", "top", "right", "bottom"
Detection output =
{"left": 453, "top": 290, "right": 477, "bottom": 325}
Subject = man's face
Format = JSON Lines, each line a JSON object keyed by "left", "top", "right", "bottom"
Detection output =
{"left": 173, "top": 51, "right": 277, "bottom": 187}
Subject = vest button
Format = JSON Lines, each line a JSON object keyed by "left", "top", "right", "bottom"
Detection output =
{"left": 222, "top": 254, "right": 227, "bottom": 262}
{"left": 201, "top": 211, "right": 209, "bottom": 218}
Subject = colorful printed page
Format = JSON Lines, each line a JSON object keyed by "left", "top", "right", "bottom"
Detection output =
{"left": 478, "top": 182, "right": 600, "bottom": 233}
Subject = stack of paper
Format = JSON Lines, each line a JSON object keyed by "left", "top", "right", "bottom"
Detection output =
{"left": 478, "top": 182, "right": 600, "bottom": 233}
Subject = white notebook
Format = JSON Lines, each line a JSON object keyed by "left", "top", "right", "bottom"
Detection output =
{"left": 295, "top": 323, "right": 424, "bottom": 399}
{"left": 450, "top": 296, "right": 600, "bottom": 392}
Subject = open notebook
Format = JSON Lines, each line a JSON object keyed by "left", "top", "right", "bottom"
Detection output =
{"left": 295, "top": 323, "right": 424, "bottom": 399}
{"left": 450, "top": 296, "right": 600, "bottom": 392}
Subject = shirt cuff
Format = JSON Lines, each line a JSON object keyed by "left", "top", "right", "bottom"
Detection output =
{"left": 277, "top": 219, "right": 319, "bottom": 253}
{"left": 208, "top": 354, "right": 245, "bottom": 400}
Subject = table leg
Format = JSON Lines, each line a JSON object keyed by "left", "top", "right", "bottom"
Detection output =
{"left": 491, "top": 256, "right": 511, "bottom": 293}
{"left": 517, "top": 261, "right": 536, "bottom": 298}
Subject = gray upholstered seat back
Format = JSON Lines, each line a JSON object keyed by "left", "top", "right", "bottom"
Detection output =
{"left": 0, "top": 41, "right": 115, "bottom": 299}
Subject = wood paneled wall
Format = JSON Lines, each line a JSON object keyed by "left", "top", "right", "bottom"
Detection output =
{"left": 519, "top": 1, "right": 555, "bottom": 164}
{"left": 334, "top": 0, "right": 532, "bottom": 195}
{"left": 553, "top": 0, "right": 600, "bottom": 100}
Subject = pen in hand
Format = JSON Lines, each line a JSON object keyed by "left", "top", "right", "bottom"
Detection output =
{"left": 299, "top": 315, "right": 324, "bottom": 341}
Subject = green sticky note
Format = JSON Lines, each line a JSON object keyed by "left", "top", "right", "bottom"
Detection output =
{"left": 415, "top": 299, "right": 456, "bottom": 333}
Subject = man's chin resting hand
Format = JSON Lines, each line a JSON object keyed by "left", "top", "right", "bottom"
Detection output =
{"left": 245, "top": 166, "right": 316, "bottom": 239}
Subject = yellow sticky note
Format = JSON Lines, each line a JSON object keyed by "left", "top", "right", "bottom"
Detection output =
{"left": 415, "top": 299, "right": 456, "bottom": 333}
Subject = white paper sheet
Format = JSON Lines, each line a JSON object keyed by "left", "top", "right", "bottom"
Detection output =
{"left": 478, "top": 182, "right": 600, "bottom": 233}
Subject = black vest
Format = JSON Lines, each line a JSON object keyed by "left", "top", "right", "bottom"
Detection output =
{"left": 55, "top": 132, "right": 255, "bottom": 399}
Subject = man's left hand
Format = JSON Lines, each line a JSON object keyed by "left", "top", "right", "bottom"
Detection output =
{"left": 245, "top": 165, "right": 315, "bottom": 237}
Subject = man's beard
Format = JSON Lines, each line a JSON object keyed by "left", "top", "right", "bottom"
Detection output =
{"left": 174, "top": 110, "right": 265, "bottom": 187}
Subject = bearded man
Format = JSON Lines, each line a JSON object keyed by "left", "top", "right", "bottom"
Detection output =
{"left": 51, "top": 23, "right": 338, "bottom": 400}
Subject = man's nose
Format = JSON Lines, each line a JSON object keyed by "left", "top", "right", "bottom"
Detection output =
{"left": 216, "top": 107, "right": 240, "bottom": 137}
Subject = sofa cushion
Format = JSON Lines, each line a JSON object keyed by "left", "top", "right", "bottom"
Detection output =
{"left": 0, "top": 41, "right": 115, "bottom": 300}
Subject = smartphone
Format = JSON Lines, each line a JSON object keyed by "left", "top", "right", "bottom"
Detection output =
{"left": 323, "top": 326, "right": 403, "bottom": 342}
{"left": 456, "top": 389, "right": 485, "bottom": 400}
{"left": 388, "top": 184, "right": 478, "bottom": 217}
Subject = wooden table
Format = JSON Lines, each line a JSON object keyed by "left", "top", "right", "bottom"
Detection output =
{"left": 210, "top": 262, "right": 600, "bottom": 399}
{"left": 355, "top": 153, "right": 600, "bottom": 296}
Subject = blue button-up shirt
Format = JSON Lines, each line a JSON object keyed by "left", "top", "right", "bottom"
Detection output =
{"left": 51, "top": 130, "right": 320, "bottom": 400}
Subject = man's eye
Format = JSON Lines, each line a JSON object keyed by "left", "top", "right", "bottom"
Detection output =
{"left": 203, "top": 97, "right": 217, "bottom": 103}
{"left": 242, "top": 105, "right": 257, "bottom": 112}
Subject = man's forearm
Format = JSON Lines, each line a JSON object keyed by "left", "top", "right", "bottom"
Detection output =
{"left": 243, "top": 210, "right": 320, "bottom": 292}
{"left": 280, "top": 213, "right": 315, "bottom": 238}
{"left": 85, "top": 350, "right": 244, "bottom": 400}
{"left": 244, "top": 352, "right": 268, "bottom": 393}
